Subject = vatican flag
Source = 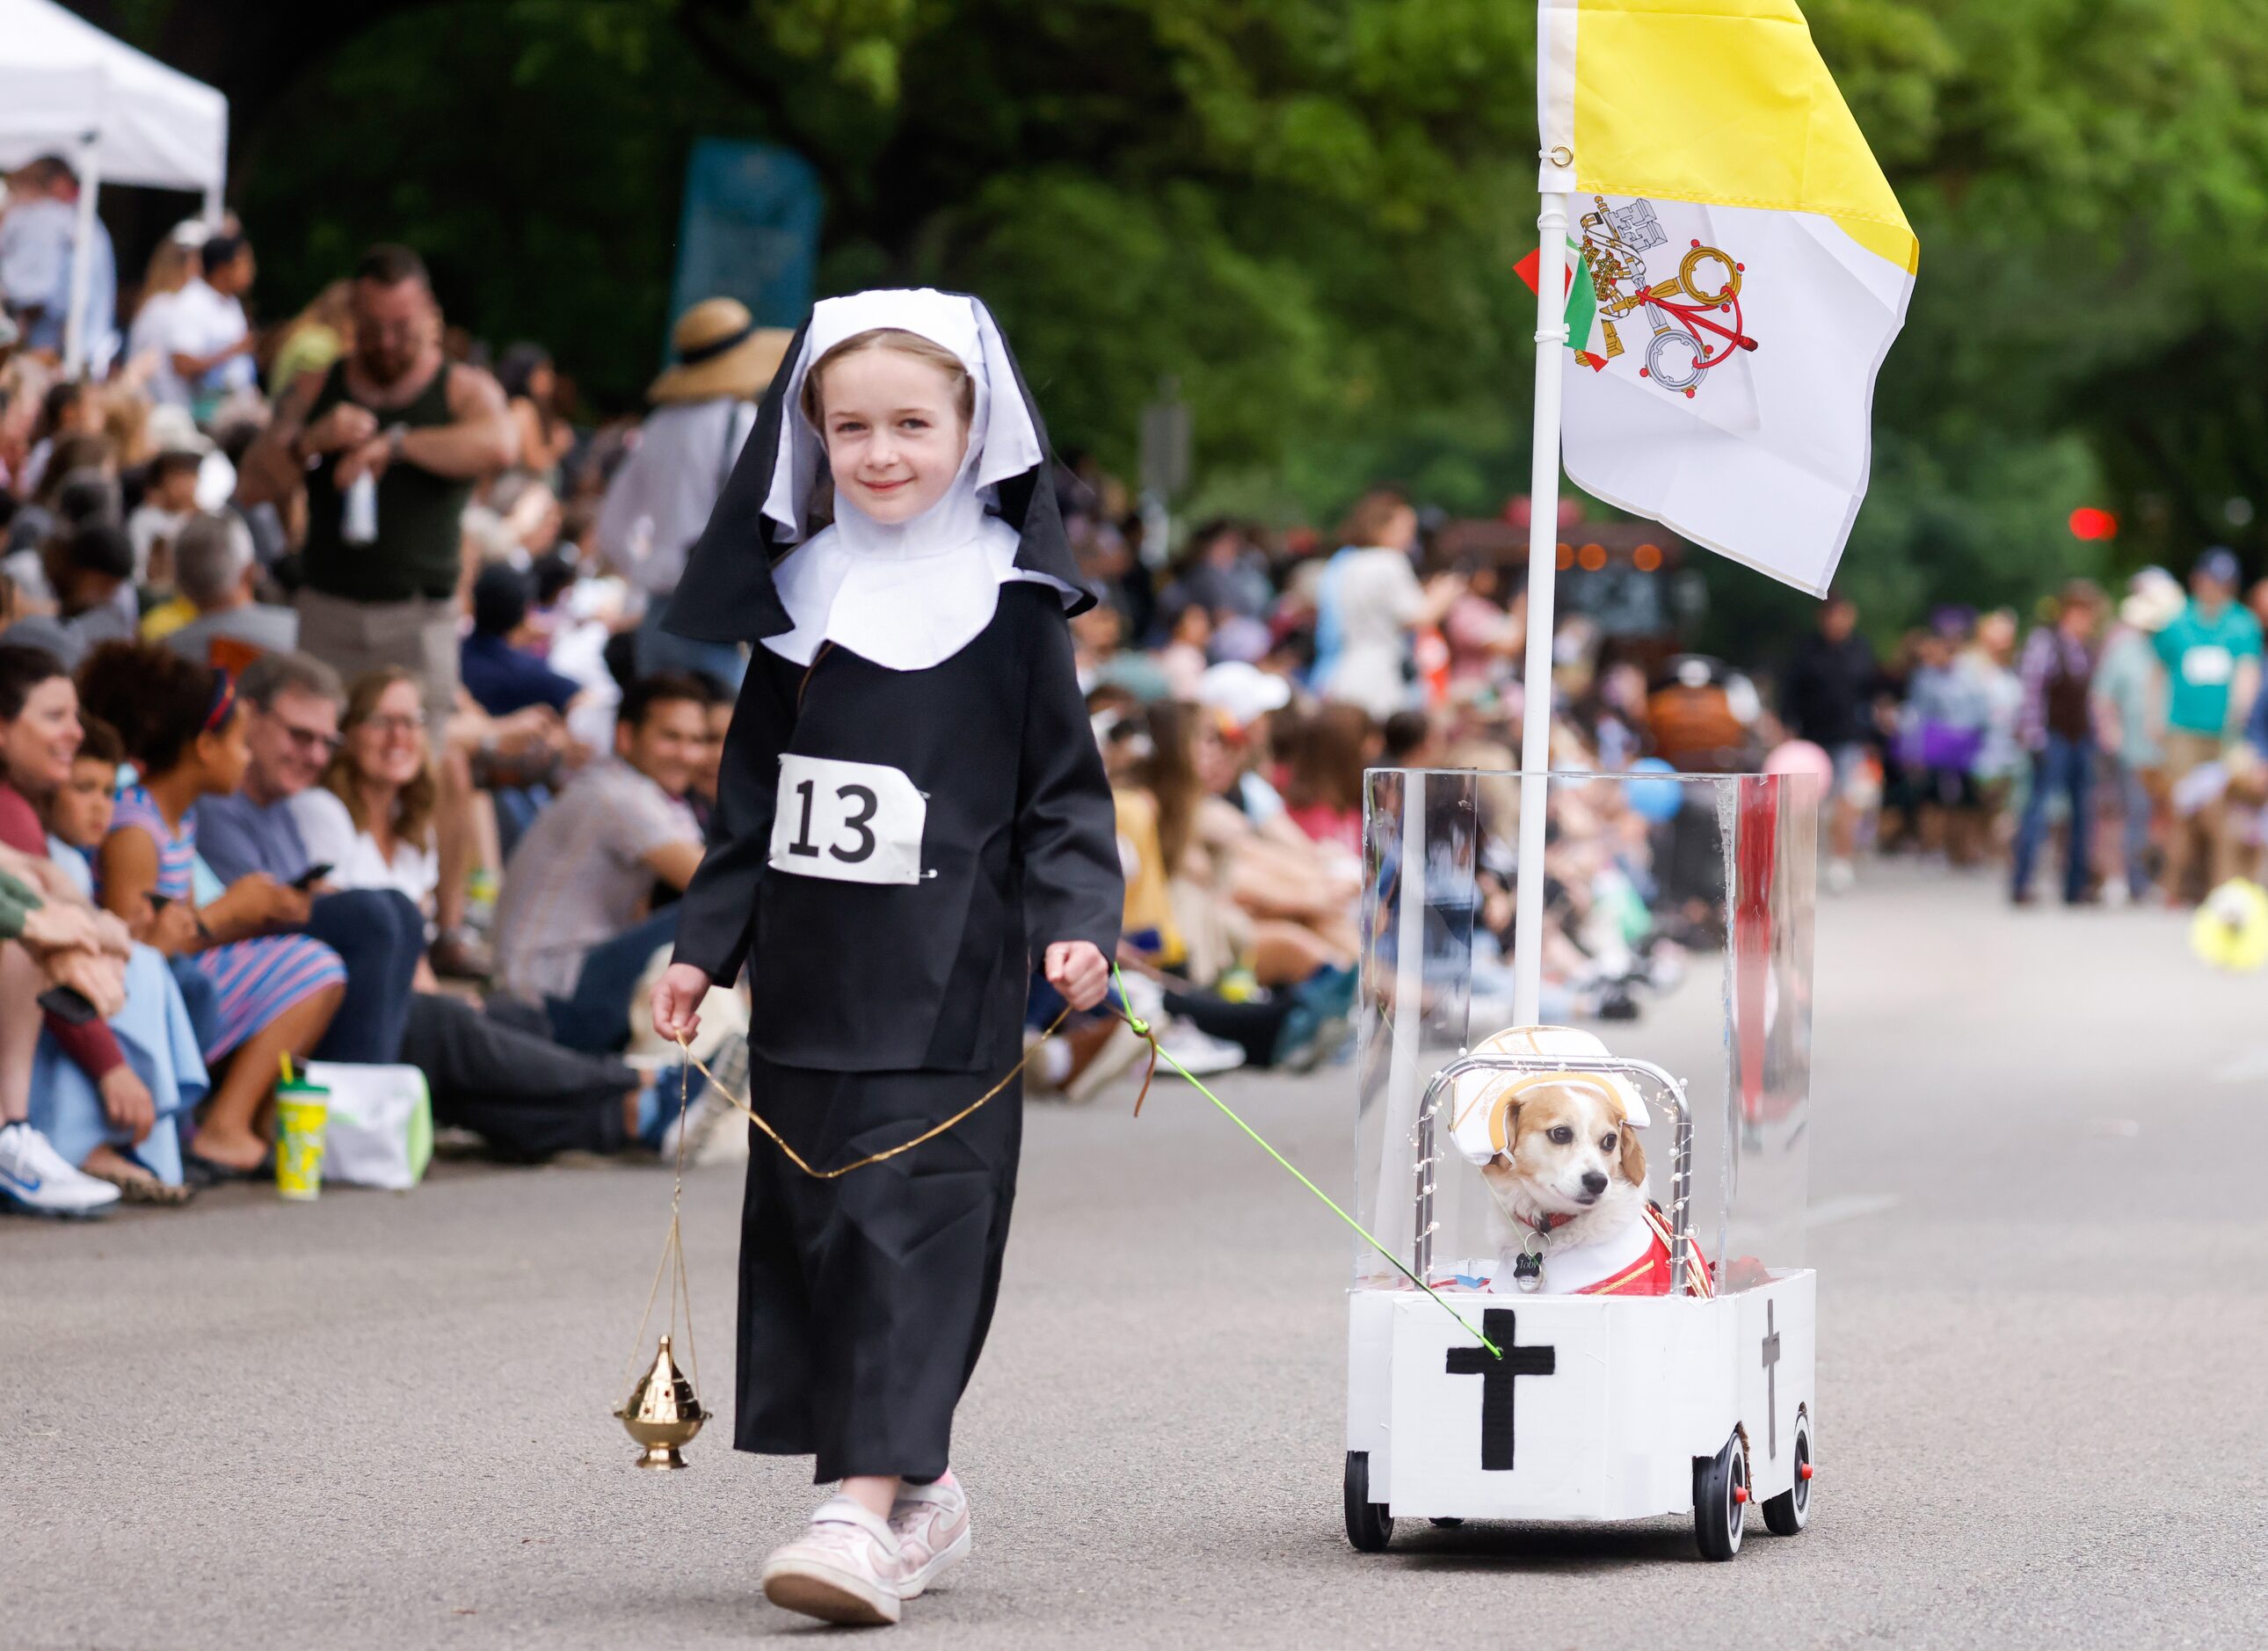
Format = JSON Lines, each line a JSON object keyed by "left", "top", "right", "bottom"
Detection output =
{"left": 1527, "top": 0, "right": 1918, "bottom": 595}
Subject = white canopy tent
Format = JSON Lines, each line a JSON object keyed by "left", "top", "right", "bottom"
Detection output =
{"left": 0, "top": 0, "right": 229, "bottom": 373}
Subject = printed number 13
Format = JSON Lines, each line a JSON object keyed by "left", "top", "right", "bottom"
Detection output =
{"left": 789, "top": 778, "right": 877, "bottom": 864}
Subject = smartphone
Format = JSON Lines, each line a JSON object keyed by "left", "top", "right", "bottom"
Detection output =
{"left": 145, "top": 892, "right": 174, "bottom": 913}
{"left": 36, "top": 986, "right": 98, "bottom": 1025}
{"left": 291, "top": 862, "right": 334, "bottom": 892}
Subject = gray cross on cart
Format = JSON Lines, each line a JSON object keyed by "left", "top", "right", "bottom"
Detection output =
{"left": 1760, "top": 1299, "right": 1781, "bottom": 1458}
{"left": 1445, "top": 1308, "right": 1556, "bottom": 1471}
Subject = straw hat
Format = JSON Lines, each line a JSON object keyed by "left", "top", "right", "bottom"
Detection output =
{"left": 648, "top": 298, "right": 793, "bottom": 404}
{"left": 145, "top": 404, "right": 215, "bottom": 460}
{"left": 1196, "top": 660, "right": 1291, "bottom": 731}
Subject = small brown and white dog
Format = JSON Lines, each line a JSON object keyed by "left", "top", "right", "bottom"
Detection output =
{"left": 1450, "top": 1026, "right": 1702, "bottom": 1297}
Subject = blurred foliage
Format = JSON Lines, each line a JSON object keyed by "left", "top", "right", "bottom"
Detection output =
{"left": 89, "top": 0, "right": 2268, "bottom": 634}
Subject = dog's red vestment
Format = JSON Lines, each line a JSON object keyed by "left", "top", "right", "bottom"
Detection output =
{"left": 1576, "top": 1204, "right": 1715, "bottom": 1298}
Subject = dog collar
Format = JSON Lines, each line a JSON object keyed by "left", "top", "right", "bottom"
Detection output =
{"left": 1508, "top": 1211, "right": 1576, "bottom": 1293}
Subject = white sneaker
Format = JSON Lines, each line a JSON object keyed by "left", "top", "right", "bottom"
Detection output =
{"left": 761, "top": 1495, "right": 908, "bottom": 1626}
{"left": 658, "top": 1036, "right": 746, "bottom": 1166}
{"left": 1157, "top": 1022, "right": 1247, "bottom": 1078}
{"left": 1825, "top": 857, "right": 1856, "bottom": 895}
{"left": 890, "top": 1473, "right": 972, "bottom": 1598}
{"left": 0, "top": 1122, "right": 120, "bottom": 1218}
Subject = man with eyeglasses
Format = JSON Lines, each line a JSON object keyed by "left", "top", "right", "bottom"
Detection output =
{"left": 193, "top": 655, "right": 664, "bottom": 1161}
{"left": 191, "top": 652, "right": 422, "bottom": 1065}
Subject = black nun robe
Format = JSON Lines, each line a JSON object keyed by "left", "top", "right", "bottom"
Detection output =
{"left": 662, "top": 296, "right": 1122, "bottom": 1483}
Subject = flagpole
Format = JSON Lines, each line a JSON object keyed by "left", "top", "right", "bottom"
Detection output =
{"left": 1512, "top": 190, "right": 1573, "bottom": 1029}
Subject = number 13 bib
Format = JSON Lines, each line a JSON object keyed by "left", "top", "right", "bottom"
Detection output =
{"left": 769, "top": 754, "right": 928, "bottom": 885}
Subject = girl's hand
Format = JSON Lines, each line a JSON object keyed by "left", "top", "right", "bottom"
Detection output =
{"left": 1044, "top": 941, "right": 1109, "bottom": 1013}
{"left": 651, "top": 963, "right": 713, "bottom": 1044}
{"left": 210, "top": 873, "right": 310, "bottom": 935}
{"left": 98, "top": 1066, "right": 156, "bottom": 1145}
{"left": 145, "top": 900, "right": 204, "bottom": 956}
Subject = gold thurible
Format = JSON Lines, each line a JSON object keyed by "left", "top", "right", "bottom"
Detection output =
{"left": 615, "top": 1333, "right": 706, "bottom": 1470}
{"left": 615, "top": 1049, "right": 707, "bottom": 1469}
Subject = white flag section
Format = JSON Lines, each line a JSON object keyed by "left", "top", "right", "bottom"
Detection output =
{"left": 1530, "top": 0, "right": 1920, "bottom": 597}
{"left": 1556, "top": 192, "right": 1911, "bottom": 597}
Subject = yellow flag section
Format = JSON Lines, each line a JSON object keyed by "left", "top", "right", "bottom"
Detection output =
{"left": 1535, "top": 0, "right": 1918, "bottom": 595}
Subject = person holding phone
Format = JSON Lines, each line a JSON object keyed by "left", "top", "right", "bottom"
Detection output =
{"left": 76, "top": 644, "right": 346, "bottom": 1183}
{"left": 189, "top": 651, "right": 423, "bottom": 1067}
{"left": 186, "top": 654, "right": 651, "bottom": 1161}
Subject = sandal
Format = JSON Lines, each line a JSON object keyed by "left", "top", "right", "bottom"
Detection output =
{"left": 183, "top": 1151, "right": 271, "bottom": 1189}
{"left": 84, "top": 1150, "right": 196, "bottom": 1206}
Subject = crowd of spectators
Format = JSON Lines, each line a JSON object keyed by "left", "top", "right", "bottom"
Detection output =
{"left": 0, "top": 164, "right": 762, "bottom": 1215}
{"left": 1783, "top": 555, "right": 2268, "bottom": 907}
{"left": 4, "top": 155, "right": 2261, "bottom": 1218}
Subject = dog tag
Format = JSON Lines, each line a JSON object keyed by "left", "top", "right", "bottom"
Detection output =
{"left": 1512, "top": 1251, "right": 1544, "bottom": 1292}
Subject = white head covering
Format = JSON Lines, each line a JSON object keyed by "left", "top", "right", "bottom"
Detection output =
{"left": 1445, "top": 1024, "right": 1651, "bottom": 1167}
{"left": 757, "top": 288, "right": 1071, "bottom": 671}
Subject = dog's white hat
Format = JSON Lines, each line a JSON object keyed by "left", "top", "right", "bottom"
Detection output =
{"left": 1444, "top": 1024, "right": 1650, "bottom": 1167}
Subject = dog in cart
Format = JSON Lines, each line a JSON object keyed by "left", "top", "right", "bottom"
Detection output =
{"left": 1344, "top": 768, "right": 1816, "bottom": 1560}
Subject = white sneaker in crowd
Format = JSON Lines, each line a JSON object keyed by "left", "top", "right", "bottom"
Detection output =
{"left": 761, "top": 1495, "right": 908, "bottom": 1626}
{"left": 890, "top": 1472, "right": 972, "bottom": 1598}
{"left": 0, "top": 1121, "right": 120, "bottom": 1218}
{"left": 658, "top": 1036, "right": 747, "bottom": 1166}
{"left": 1825, "top": 857, "right": 1857, "bottom": 895}
{"left": 1156, "top": 1022, "right": 1247, "bottom": 1079}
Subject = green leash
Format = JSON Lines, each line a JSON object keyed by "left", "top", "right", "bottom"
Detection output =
{"left": 1108, "top": 967, "right": 1501, "bottom": 1361}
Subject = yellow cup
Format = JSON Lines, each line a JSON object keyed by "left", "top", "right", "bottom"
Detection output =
{"left": 273, "top": 1080, "right": 330, "bottom": 1201}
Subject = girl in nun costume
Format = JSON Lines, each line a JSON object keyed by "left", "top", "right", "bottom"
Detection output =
{"left": 651, "top": 289, "right": 1122, "bottom": 1626}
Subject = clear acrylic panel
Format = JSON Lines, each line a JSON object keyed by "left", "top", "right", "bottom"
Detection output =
{"left": 1353, "top": 768, "right": 1817, "bottom": 1295}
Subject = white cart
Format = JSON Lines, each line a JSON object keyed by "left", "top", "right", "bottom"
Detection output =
{"left": 1344, "top": 767, "right": 1819, "bottom": 1560}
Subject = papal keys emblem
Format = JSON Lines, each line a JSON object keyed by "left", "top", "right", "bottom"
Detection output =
{"left": 1573, "top": 196, "right": 1757, "bottom": 398}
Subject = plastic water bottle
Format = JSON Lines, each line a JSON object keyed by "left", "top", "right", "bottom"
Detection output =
{"left": 342, "top": 470, "right": 378, "bottom": 545}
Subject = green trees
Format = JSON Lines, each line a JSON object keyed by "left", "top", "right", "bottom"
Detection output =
{"left": 91, "top": 0, "right": 2268, "bottom": 621}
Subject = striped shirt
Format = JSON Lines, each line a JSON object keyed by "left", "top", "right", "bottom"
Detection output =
{"left": 106, "top": 784, "right": 345, "bottom": 1061}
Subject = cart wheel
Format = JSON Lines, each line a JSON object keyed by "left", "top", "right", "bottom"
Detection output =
{"left": 1343, "top": 1451, "right": 1393, "bottom": 1553}
{"left": 1762, "top": 1411, "right": 1811, "bottom": 1536}
{"left": 1692, "top": 1429, "right": 1748, "bottom": 1560}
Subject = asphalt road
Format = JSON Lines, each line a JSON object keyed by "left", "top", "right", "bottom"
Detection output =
{"left": 7, "top": 862, "right": 2266, "bottom": 1648}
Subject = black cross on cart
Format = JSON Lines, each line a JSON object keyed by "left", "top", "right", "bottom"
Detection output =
{"left": 1444, "top": 1308, "right": 1557, "bottom": 1471}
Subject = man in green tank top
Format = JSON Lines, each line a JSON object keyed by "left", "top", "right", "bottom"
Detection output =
{"left": 245, "top": 244, "right": 518, "bottom": 975}
{"left": 250, "top": 244, "right": 517, "bottom": 723}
